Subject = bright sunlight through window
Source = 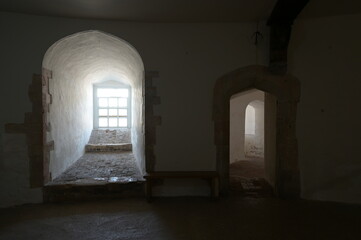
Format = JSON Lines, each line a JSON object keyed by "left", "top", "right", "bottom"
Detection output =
{"left": 95, "top": 88, "right": 130, "bottom": 128}
{"left": 245, "top": 105, "right": 256, "bottom": 135}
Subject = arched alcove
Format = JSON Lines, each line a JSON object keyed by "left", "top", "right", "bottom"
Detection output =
{"left": 244, "top": 100, "right": 264, "bottom": 159}
{"left": 230, "top": 90, "right": 265, "bottom": 164}
{"left": 245, "top": 104, "right": 256, "bottom": 135}
{"left": 42, "top": 30, "right": 145, "bottom": 182}
{"left": 213, "top": 65, "right": 300, "bottom": 198}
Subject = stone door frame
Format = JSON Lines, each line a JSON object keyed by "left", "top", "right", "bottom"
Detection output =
{"left": 213, "top": 65, "right": 300, "bottom": 198}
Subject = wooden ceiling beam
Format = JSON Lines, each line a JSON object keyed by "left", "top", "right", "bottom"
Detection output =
{"left": 267, "top": 0, "right": 310, "bottom": 74}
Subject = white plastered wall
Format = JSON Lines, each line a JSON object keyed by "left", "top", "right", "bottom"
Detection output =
{"left": 43, "top": 31, "right": 145, "bottom": 179}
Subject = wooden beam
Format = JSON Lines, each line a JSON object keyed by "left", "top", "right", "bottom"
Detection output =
{"left": 267, "top": 0, "right": 310, "bottom": 26}
{"left": 267, "top": 0, "right": 310, "bottom": 74}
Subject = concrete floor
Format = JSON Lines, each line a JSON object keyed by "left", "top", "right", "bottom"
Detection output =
{"left": 1, "top": 197, "right": 361, "bottom": 240}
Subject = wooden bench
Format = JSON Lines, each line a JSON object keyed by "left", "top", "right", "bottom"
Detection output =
{"left": 143, "top": 171, "right": 219, "bottom": 202}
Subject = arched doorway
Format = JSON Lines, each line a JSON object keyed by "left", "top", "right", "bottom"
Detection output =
{"left": 213, "top": 65, "right": 300, "bottom": 198}
{"left": 41, "top": 30, "right": 145, "bottom": 186}
{"left": 229, "top": 90, "right": 271, "bottom": 196}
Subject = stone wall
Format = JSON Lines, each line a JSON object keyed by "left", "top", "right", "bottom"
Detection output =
{"left": 0, "top": 74, "right": 44, "bottom": 207}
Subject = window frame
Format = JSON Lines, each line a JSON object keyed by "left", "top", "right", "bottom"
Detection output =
{"left": 245, "top": 104, "right": 256, "bottom": 135}
{"left": 93, "top": 81, "right": 131, "bottom": 129}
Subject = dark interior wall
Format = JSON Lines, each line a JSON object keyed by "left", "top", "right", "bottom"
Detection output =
{"left": 1, "top": 4, "right": 360, "bottom": 206}
{"left": 0, "top": 11, "right": 269, "bottom": 207}
{"left": 289, "top": 12, "right": 361, "bottom": 203}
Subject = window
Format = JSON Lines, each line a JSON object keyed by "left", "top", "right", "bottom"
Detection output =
{"left": 94, "top": 86, "right": 130, "bottom": 128}
{"left": 245, "top": 105, "right": 255, "bottom": 135}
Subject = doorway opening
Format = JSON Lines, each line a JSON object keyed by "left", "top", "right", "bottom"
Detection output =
{"left": 41, "top": 30, "right": 145, "bottom": 200}
{"left": 229, "top": 89, "right": 273, "bottom": 196}
{"left": 213, "top": 65, "right": 300, "bottom": 198}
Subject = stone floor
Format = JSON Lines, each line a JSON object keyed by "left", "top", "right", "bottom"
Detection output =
{"left": 230, "top": 158, "right": 273, "bottom": 197}
{"left": 49, "top": 152, "right": 143, "bottom": 185}
{"left": 44, "top": 152, "right": 145, "bottom": 202}
{"left": 230, "top": 158, "right": 265, "bottom": 179}
{"left": 1, "top": 197, "right": 361, "bottom": 240}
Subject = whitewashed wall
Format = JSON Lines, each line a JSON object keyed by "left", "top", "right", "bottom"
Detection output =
{"left": 43, "top": 31, "right": 144, "bottom": 179}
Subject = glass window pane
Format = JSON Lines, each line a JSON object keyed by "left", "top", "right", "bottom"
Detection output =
{"left": 97, "top": 89, "right": 109, "bottom": 97}
{"left": 119, "top": 89, "right": 128, "bottom": 98}
{"left": 119, "top": 98, "right": 127, "bottom": 107}
{"left": 119, "top": 109, "right": 127, "bottom": 116}
{"left": 99, "top": 117, "right": 108, "bottom": 127}
{"left": 245, "top": 105, "right": 256, "bottom": 135}
{"left": 97, "top": 88, "right": 129, "bottom": 97}
{"left": 109, "top": 98, "right": 118, "bottom": 107}
{"left": 109, "top": 109, "right": 118, "bottom": 116}
{"left": 98, "top": 98, "right": 108, "bottom": 107}
{"left": 99, "top": 109, "right": 108, "bottom": 116}
{"left": 109, "top": 89, "right": 119, "bottom": 97}
{"left": 109, "top": 118, "right": 118, "bottom": 127}
{"left": 119, "top": 117, "right": 127, "bottom": 127}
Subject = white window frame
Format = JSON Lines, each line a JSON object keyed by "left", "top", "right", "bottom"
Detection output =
{"left": 245, "top": 104, "right": 256, "bottom": 135}
{"left": 93, "top": 81, "right": 131, "bottom": 129}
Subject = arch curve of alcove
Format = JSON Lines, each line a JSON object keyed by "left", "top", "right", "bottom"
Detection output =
{"left": 213, "top": 65, "right": 300, "bottom": 198}
{"left": 244, "top": 99, "right": 264, "bottom": 159}
{"left": 42, "top": 30, "right": 145, "bottom": 181}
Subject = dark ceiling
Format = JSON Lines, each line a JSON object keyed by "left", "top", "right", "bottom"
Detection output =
{"left": 0, "top": 0, "right": 360, "bottom": 22}
{"left": 0, "top": 0, "right": 277, "bottom": 22}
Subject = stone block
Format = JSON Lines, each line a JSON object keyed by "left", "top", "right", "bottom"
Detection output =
{"left": 5, "top": 123, "right": 26, "bottom": 134}
{"left": 145, "top": 78, "right": 153, "bottom": 87}
{"left": 153, "top": 116, "right": 162, "bottom": 126}
{"left": 45, "top": 141, "right": 54, "bottom": 151}
{"left": 24, "top": 112, "right": 41, "bottom": 124}
{"left": 152, "top": 96, "right": 161, "bottom": 105}
{"left": 145, "top": 71, "right": 159, "bottom": 78}
{"left": 145, "top": 87, "right": 157, "bottom": 96}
